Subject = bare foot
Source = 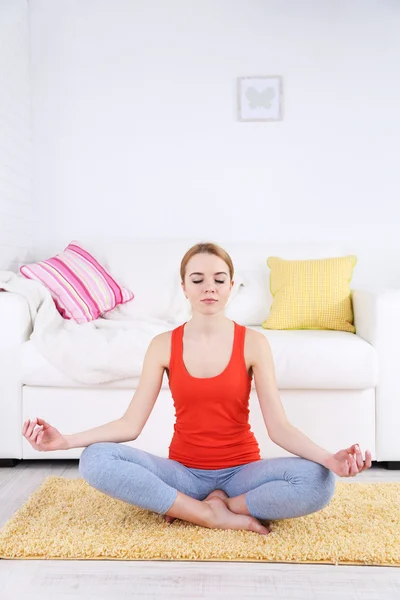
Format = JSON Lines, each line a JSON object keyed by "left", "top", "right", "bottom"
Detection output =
{"left": 164, "top": 492, "right": 270, "bottom": 535}
{"left": 204, "top": 497, "right": 270, "bottom": 535}
{"left": 164, "top": 489, "right": 229, "bottom": 525}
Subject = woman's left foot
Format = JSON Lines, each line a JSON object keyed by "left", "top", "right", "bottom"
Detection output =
{"left": 164, "top": 489, "right": 228, "bottom": 524}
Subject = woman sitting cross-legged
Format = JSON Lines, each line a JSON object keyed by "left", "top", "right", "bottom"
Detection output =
{"left": 22, "top": 241, "right": 372, "bottom": 535}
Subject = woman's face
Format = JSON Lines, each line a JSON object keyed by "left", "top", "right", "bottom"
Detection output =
{"left": 182, "top": 253, "right": 233, "bottom": 313}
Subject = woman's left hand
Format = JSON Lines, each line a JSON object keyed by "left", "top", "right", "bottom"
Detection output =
{"left": 325, "top": 444, "right": 372, "bottom": 477}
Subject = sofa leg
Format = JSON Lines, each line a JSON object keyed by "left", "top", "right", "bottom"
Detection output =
{"left": 386, "top": 461, "right": 400, "bottom": 470}
{"left": 0, "top": 459, "right": 20, "bottom": 467}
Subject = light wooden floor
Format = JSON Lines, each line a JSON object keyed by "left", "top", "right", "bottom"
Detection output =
{"left": 0, "top": 460, "right": 400, "bottom": 600}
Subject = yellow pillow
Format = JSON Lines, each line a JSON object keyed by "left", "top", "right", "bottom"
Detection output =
{"left": 262, "top": 255, "right": 357, "bottom": 332}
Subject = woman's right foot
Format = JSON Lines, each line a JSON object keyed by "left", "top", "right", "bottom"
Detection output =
{"left": 164, "top": 489, "right": 229, "bottom": 525}
{"left": 204, "top": 496, "right": 270, "bottom": 535}
{"left": 164, "top": 489, "right": 270, "bottom": 535}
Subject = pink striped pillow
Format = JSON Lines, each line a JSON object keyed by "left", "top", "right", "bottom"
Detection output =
{"left": 20, "top": 241, "right": 134, "bottom": 323}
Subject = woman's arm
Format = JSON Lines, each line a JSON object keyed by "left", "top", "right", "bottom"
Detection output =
{"left": 64, "top": 418, "right": 135, "bottom": 449}
{"left": 251, "top": 331, "right": 333, "bottom": 467}
{"left": 265, "top": 422, "right": 333, "bottom": 467}
{"left": 22, "top": 416, "right": 135, "bottom": 451}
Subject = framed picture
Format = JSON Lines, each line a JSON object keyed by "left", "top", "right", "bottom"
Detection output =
{"left": 237, "top": 76, "right": 283, "bottom": 122}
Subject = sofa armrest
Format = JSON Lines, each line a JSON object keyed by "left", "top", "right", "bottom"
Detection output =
{"left": 0, "top": 291, "right": 32, "bottom": 348}
{"left": 352, "top": 288, "right": 400, "bottom": 462}
{"left": 0, "top": 291, "right": 33, "bottom": 459}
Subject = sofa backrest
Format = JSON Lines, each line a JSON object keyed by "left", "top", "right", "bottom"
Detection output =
{"left": 22, "top": 238, "right": 351, "bottom": 325}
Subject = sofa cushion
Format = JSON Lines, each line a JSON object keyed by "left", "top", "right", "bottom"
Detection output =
{"left": 263, "top": 255, "right": 358, "bottom": 332}
{"left": 20, "top": 241, "right": 134, "bottom": 324}
{"left": 20, "top": 327, "right": 377, "bottom": 390}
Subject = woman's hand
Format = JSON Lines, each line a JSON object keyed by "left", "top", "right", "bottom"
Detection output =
{"left": 325, "top": 444, "right": 372, "bottom": 477}
{"left": 22, "top": 417, "right": 69, "bottom": 452}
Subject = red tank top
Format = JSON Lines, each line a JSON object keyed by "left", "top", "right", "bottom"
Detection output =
{"left": 167, "top": 320, "right": 261, "bottom": 469}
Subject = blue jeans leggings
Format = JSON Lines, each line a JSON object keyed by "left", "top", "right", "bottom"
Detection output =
{"left": 79, "top": 442, "right": 336, "bottom": 521}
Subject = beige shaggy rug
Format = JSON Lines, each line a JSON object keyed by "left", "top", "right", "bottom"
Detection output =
{"left": 0, "top": 477, "right": 399, "bottom": 566}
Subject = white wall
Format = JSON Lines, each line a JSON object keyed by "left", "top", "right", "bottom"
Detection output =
{"left": 0, "top": 0, "right": 37, "bottom": 271}
{"left": 21, "top": 1, "right": 400, "bottom": 285}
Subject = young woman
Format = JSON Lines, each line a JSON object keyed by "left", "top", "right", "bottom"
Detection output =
{"left": 22, "top": 242, "right": 372, "bottom": 535}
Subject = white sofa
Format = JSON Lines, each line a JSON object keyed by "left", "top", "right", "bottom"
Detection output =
{"left": 1, "top": 238, "right": 400, "bottom": 469}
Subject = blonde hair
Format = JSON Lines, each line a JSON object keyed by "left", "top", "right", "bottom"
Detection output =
{"left": 180, "top": 242, "right": 234, "bottom": 283}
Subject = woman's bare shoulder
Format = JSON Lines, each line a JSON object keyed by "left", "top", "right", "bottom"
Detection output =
{"left": 243, "top": 326, "right": 271, "bottom": 367}
{"left": 243, "top": 325, "right": 270, "bottom": 341}
{"left": 243, "top": 326, "right": 262, "bottom": 342}
{"left": 151, "top": 330, "right": 173, "bottom": 370}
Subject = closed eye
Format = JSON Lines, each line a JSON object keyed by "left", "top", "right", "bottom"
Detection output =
{"left": 193, "top": 280, "right": 225, "bottom": 284}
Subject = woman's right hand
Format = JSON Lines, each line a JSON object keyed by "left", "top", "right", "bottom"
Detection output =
{"left": 22, "top": 417, "right": 69, "bottom": 452}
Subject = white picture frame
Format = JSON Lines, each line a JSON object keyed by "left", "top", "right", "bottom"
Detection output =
{"left": 237, "top": 76, "right": 283, "bottom": 122}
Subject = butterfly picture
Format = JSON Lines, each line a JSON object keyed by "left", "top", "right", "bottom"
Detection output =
{"left": 237, "top": 76, "right": 283, "bottom": 122}
{"left": 246, "top": 86, "right": 275, "bottom": 110}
